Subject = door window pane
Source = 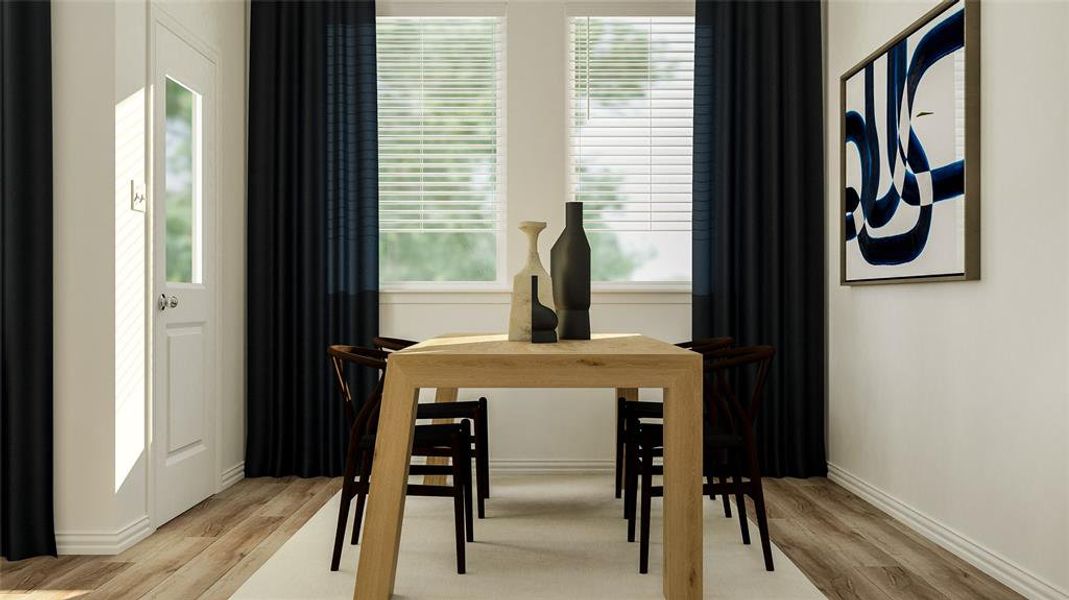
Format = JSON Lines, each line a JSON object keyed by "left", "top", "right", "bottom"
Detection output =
{"left": 165, "top": 78, "right": 199, "bottom": 283}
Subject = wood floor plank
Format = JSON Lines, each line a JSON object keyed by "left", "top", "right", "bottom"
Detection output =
{"left": 765, "top": 519, "right": 893, "bottom": 599}
{"left": 791, "top": 516, "right": 899, "bottom": 568}
{"left": 790, "top": 485, "right": 1020, "bottom": 600}
{"left": 180, "top": 479, "right": 290, "bottom": 539}
{"left": 857, "top": 566, "right": 951, "bottom": 600}
{"left": 759, "top": 478, "right": 821, "bottom": 519}
{"left": 197, "top": 480, "right": 339, "bottom": 599}
{"left": 256, "top": 477, "right": 329, "bottom": 518}
{"left": 82, "top": 537, "right": 216, "bottom": 600}
{"left": 139, "top": 516, "right": 283, "bottom": 600}
{"left": 25, "top": 560, "right": 131, "bottom": 600}
{"left": 0, "top": 556, "right": 94, "bottom": 594}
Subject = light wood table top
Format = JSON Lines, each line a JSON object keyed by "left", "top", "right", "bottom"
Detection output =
{"left": 353, "top": 333, "right": 704, "bottom": 599}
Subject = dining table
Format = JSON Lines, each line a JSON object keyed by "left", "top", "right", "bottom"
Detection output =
{"left": 352, "top": 333, "right": 705, "bottom": 599}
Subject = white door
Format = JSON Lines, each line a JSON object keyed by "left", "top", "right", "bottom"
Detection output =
{"left": 152, "top": 20, "right": 217, "bottom": 525}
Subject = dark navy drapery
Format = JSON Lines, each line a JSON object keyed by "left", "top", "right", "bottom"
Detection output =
{"left": 692, "top": 0, "right": 826, "bottom": 477}
{"left": 1, "top": 0, "right": 57, "bottom": 560}
{"left": 246, "top": 0, "right": 379, "bottom": 477}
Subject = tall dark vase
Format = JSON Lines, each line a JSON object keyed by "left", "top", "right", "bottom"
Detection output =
{"left": 550, "top": 202, "right": 591, "bottom": 339}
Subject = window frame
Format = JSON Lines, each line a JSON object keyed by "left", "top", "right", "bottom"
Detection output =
{"left": 566, "top": 11, "right": 695, "bottom": 288}
{"left": 376, "top": 0, "right": 694, "bottom": 295}
{"left": 376, "top": 4, "right": 508, "bottom": 291}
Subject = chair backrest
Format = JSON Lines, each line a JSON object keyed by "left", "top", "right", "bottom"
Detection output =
{"left": 328, "top": 345, "right": 389, "bottom": 438}
{"left": 677, "top": 336, "right": 734, "bottom": 356}
{"left": 702, "top": 345, "right": 775, "bottom": 435}
{"left": 373, "top": 336, "right": 418, "bottom": 352}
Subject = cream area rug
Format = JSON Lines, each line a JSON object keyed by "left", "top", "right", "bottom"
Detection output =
{"left": 233, "top": 474, "right": 825, "bottom": 599}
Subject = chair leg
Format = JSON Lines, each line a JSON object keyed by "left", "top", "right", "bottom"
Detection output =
{"left": 452, "top": 446, "right": 467, "bottom": 574}
{"left": 331, "top": 438, "right": 360, "bottom": 571}
{"left": 704, "top": 449, "right": 716, "bottom": 501}
{"left": 331, "top": 483, "right": 352, "bottom": 572}
{"left": 625, "top": 439, "right": 640, "bottom": 541}
{"left": 351, "top": 451, "right": 372, "bottom": 545}
{"left": 615, "top": 397, "right": 625, "bottom": 499}
{"left": 720, "top": 475, "right": 733, "bottom": 518}
{"left": 744, "top": 448, "right": 774, "bottom": 572}
{"left": 460, "top": 430, "right": 475, "bottom": 543}
{"left": 639, "top": 446, "right": 654, "bottom": 574}
{"left": 475, "top": 465, "right": 486, "bottom": 520}
{"left": 732, "top": 467, "right": 750, "bottom": 545}
{"left": 476, "top": 397, "right": 490, "bottom": 516}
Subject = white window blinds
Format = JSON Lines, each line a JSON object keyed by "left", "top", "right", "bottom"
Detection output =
{"left": 569, "top": 16, "right": 694, "bottom": 282}
{"left": 377, "top": 17, "right": 505, "bottom": 282}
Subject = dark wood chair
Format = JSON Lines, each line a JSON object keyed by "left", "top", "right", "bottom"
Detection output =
{"left": 614, "top": 337, "right": 735, "bottom": 501}
{"left": 328, "top": 345, "right": 475, "bottom": 574}
{"left": 373, "top": 336, "right": 491, "bottom": 518}
{"left": 625, "top": 345, "right": 777, "bottom": 574}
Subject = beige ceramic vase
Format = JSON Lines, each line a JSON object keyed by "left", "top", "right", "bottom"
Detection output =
{"left": 508, "top": 221, "right": 555, "bottom": 341}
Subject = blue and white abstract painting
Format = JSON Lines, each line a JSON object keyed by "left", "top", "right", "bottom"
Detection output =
{"left": 843, "top": 1, "right": 967, "bottom": 282}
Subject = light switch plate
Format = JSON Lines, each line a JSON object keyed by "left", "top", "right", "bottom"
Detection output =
{"left": 130, "top": 180, "right": 146, "bottom": 212}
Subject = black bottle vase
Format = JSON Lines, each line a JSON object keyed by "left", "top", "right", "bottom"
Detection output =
{"left": 550, "top": 202, "right": 591, "bottom": 340}
{"left": 530, "top": 275, "right": 558, "bottom": 344}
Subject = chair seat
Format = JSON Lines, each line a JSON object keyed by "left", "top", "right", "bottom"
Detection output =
{"left": 631, "top": 422, "right": 743, "bottom": 449}
{"left": 360, "top": 422, "right": 468, "bottom": 450}
{"left": 619, "top": 400, "right": 664, "bottom": 420}
{"left": 416, "top": 400, "right": 483, "bottom": 421}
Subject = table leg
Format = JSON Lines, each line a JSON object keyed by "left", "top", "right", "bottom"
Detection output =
{"left": 353, "top": 368, "right": 419, "bottom": 600}
{"left": 424, "top": 387, "right": 458, "bottom": 486}
{"left": 662, "top": 371, "right": 703, "bottom": 599}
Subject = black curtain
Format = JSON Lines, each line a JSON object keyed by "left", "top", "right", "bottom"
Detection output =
{"left": 246, "top": 0, "right": 379, "bottom": 477}
{"left": 0, "top": 0, "right": 57, "bottom": 560}
{"left": 692, "top": 0, "right": 826, "bottom": 477}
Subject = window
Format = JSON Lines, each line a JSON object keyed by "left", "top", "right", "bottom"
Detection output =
{"left": 569, "top": 16, "right": 694, "bottom": 283}
{"left": 377, "top": 17, "right": 506, "bottom": 283}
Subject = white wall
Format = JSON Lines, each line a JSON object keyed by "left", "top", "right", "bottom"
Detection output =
{"left": 825, "top": 1, "right": 1069, "bottom": 597}
{"left": 54, "top": 0, "right": 120, "bottom": 538}
{"left": 52, "top": 0, "right": 246, "bottom": 552}
{"left": 378, "top": 0, "right": 694, "bottom": 469}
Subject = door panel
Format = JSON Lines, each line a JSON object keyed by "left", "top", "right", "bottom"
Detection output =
{"left": 152, "top": 19, "right": 216, "bottom": 526}
{"left": 166, "top": 327, "right": 206, "bottom": 453}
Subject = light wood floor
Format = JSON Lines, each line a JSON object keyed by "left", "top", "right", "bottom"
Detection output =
{"left": 1, "top": 476, "right": 1021, "bottom": 600}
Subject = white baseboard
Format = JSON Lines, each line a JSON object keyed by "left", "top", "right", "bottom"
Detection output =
{"left": 220, "top": 461, "right": 245, "bottom": 491}
{"left": 56, "top": 515, "right": 155, "bottom": 555}
{"left": 490, "top": 459, "right": 614, "bottom": 474}
{"left": 828, "top": 462, "right": 1068, "bottom": 600}
{"left": 56, "top": 463, "right": 245, "bottom": 556}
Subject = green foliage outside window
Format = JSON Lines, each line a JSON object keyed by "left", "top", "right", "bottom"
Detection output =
{"left": 572, "top": 18, "right": 680, "bottom": 282}
{"left": 377, "top": 19, "right": 500, "bottom": 282}
{"left": 376, "top": 18, "right": 685, "bottom": 283}
{"left": 165, "top": 78, "right": 195, "bottom": 283}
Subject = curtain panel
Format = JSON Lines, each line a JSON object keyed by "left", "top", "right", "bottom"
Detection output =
{"left": 246, "top": 0, "right": 379, "bottom": 477}
{"left": 692, "top": 0, "right": 827, "bottom": 477}
{"left": 0, "top": 0, "right": 57, "bottom": 560}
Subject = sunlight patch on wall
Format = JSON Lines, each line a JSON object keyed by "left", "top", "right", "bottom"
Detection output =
{"left": 115, "top": 87, "right": 147, "bottom": 492}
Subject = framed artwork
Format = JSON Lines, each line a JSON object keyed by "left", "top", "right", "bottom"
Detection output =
{"left": 840, "top": 0, "right": 980, "bottom": 285}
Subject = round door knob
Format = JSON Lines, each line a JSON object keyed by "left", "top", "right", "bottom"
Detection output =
{"left": 159, "top": 294, "right": 179, "bottom": 310}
